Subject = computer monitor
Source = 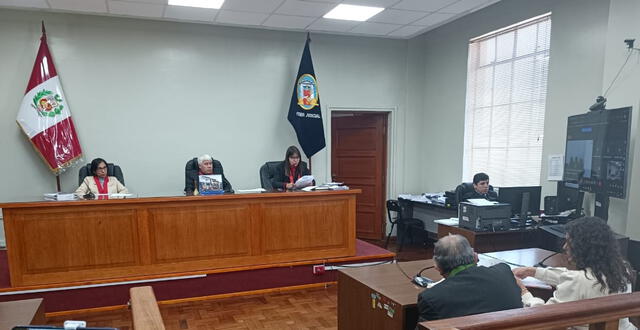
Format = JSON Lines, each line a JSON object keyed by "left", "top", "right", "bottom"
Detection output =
{"left": 496, "top": 186, "right": 542, "bottom": 221}
{"left": 563, "top": 107, "right": 631, "bottom": 198}
{"left": 556, "top": 181, "right": 584, "bottom": 214}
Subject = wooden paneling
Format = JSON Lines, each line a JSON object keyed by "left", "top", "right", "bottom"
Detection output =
{"left": 335, "top": 127, "right": 379, "bottom": 151}
{"left": 1, "top": 190, "right": 359, "bottom": 287}
{"left": 262, "top": 198, "right": 348, "bottom": 253}
{"left": 332, "top": 112, "right": 388, "bottom": 240}
{"left": 15, "top": 208, "right": 139, "bottom": 273}
{"left": 149, "top": 204, "right": 252, "bottom": 262}
{"left": 336, "top": 157, "right": 377, "bottom": 178}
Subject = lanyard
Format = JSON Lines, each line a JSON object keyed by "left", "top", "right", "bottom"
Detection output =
{"left": 448, "top": 263, "right": 476, "bottom": 278}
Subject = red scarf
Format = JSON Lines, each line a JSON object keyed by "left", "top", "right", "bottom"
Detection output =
{"left": 93, "top": 176, "right": 109, "bottom": 200}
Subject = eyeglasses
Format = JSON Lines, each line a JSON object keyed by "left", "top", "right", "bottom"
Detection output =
{"left": 97, "top": 166, "right": 107, "bottom": 170}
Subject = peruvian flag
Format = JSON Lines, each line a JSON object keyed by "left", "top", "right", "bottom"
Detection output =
{"left": 17, "top": 23, "right": 82, "bottom": 173}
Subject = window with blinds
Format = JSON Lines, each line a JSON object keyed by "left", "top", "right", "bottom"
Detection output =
{"left": 462, "top": 13, "right": 551, "bottom": 187}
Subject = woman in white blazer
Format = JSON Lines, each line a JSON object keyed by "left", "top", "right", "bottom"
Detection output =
{"left": 513, "top": 216, "right": 636, "bottom": 330}
{"left": 75, "top": 158, "right": 128, "bottom": 199}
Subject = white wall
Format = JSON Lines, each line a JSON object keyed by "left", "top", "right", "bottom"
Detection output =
{"left": 1, "top": 1, "right": 638, "bottom": 240}
{"left": 0, "top": 9, "right": 414, "bottom": 202}
{"left": 601, "top": 0, "right": 640, "bottom": 238}
{"left": 414, "top": 0, "right": 611, "bottom": 193}
{"left": 411, "top": 0, "right": 640, "bottom": 238}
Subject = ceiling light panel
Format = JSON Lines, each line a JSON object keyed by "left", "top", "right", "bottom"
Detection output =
{"left": 168, "top": 0, "right": 224, "bottom": 9}
{"left": 323, "top": 4, "right": 384, "bottom": 22}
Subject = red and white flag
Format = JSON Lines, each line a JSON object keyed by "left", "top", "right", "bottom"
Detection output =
{"left": 17, "top": 23, "right": 82, "bottom": 173}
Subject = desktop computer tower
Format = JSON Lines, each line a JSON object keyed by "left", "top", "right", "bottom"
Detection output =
{"left": 458, "top": 202, "right": 512, "bottom": 232}
{"left": 544, "top": 196, "right": 558, "bottom": 215}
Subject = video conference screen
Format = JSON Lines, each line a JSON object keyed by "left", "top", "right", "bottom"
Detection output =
{"left": 563, "top": 107, "right": 631, "bottom": 198}
{"left": 564, "top": 139, "right": 593, "bottom": 181}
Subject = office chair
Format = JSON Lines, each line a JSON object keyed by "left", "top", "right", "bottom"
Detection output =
{"left": 78, "top": 163, "right": 124, "bottom": 185}
{"left": 185, "top": 157, "right": 233, "bottom": 193}
{"left": 259, "top": 161, "right": 282, "bottom": 191}
{"left": 385, "top": 200, "right": 424, "bottom": 252}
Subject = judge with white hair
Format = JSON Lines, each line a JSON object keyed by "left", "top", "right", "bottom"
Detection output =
{"left": 184, "top": 154, "right": 233, "bottom": 195}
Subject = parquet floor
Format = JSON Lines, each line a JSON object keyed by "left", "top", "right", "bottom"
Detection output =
{"left": 46, "top": 286, "right": 338, "bottom": 330}
{"left": 46, "top": 240, "right": 432, "bottom": 329}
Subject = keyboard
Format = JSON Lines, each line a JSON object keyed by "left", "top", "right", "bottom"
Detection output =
{"left": 542, "top": 224, "right": 567, "bottom": 238}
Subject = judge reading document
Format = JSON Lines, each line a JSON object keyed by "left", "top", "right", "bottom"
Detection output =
{"left": 75, "top": 158, "right": 128, "bottom": 199}
{"left": 185, "top": 154, "right": 233, "bottom": 195}
{"left": 270, "top": 146, "right": 313, "bottom": 190}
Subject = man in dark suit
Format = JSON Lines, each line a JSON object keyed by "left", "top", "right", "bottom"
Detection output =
{"left": 461, "top": 172, "right": 498, "bottom": 202}
{"left": 417, "top": 235, "right": 522, "bottom": 322}
{"left": 184, "top": 154, "right": 233, "bottom": 194}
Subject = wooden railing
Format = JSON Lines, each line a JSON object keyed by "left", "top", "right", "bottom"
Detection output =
{"left": 419, "top": 292, "right": 640, "bottom": 330}
{"left": 130, "top": 286, "right": 165, "bottom": 330}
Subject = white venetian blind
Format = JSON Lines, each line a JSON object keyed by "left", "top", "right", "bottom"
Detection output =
{"left": 462, "top": 13, "right": 551, "bottom": 187}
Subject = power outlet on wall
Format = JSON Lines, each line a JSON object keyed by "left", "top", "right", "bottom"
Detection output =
{"left": 312, "top": 265, "right": 325, "bottom": 275}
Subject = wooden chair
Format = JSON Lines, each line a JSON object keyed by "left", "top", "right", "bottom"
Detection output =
{"left": 129, "top": 286, "right": 165, "bottom": 330}
{"left": 419, "top": 291, "right": 640, "bottom": 330}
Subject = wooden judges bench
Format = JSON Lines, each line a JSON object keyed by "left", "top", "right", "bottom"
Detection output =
{"left": 0, "top": 190, "right": 358, "bottom": 287}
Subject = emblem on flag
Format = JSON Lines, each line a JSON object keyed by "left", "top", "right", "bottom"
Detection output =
{"left": 31, "top": 89, "right": 64, "bottom": 117}
{"left": 296, "top": 74, "right": 318, "bottom": 110}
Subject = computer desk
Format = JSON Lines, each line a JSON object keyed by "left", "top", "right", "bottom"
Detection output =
{"left": 398, "top": 198, "right": 457, "bottom": 240}
{"left": 0, "top": 298, "right": 45, "bottom": 329}
{"left": 437, "top": 223, "right": 629, "bottom": 256}
{"left": 437, "top": 223, "right": 540, "bottom": 253}
{"left": 337, "top": 248, "right": 566, "bottom": 330}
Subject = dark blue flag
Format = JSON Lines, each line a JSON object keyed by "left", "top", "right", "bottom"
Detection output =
{"left": 288, "top": 34, "right": 326, "bottom": 159}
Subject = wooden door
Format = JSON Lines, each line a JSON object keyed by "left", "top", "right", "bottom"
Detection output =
{"left": 332, "top": 112, "right": 388, "bottom": 240}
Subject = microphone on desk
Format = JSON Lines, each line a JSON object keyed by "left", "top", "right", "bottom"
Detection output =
{"left": 412, "top": 266, "right": 435, "bottom": 287}
{"left": 535, "top": 252, "right": 560, "bottom": 268}
{"left": 81, "top": 179, "right": 95, "bottom": 200}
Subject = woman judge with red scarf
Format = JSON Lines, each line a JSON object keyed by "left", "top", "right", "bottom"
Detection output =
{"left": 270, "top": 146, "right": 312, "bottom": 190}
{"left": 75, "top": 158, "right": 128, "bottom": 199}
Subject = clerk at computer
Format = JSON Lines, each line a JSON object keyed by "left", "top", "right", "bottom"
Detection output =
{"left": 461, "top": 172, "right": 498, "bottom": 202}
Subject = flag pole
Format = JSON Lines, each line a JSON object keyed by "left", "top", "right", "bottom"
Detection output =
{"left": 56, "top": 175, "right": 61, "bottom": 192}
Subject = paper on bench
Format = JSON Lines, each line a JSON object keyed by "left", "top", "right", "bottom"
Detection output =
{"left": 294, "top": 175, "right": 314, "bottom": 189}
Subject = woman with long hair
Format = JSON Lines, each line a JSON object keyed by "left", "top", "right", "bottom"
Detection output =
{"left": 75, "top": 158, "right": 128, "bottom": 199}
{"left": 270, "top": 146, "right": 312, "bottom": 190}
{"left": 513, "top": 216, "right": 636, "bottom": 329}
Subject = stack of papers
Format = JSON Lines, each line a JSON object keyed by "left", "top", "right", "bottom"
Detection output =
{"left": 467, "top": 198, "right": 497, "bottom": 206}
{"left": 301, "top": 183, "right": 350, "bottom": 192}
{"left": 109, "top": 193, "right": 134, "bottom": 198}
{"left": 236, "top": 188, "right": 267, "bottom": 194}
{"left": 294, "top": 175, "right": 315, "bottom": 189}
{"left": 434, "top": 218, "right": 459, "bottom": 226}
{"left": 44, "top": 193, "right": 77, "bottom": 201}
